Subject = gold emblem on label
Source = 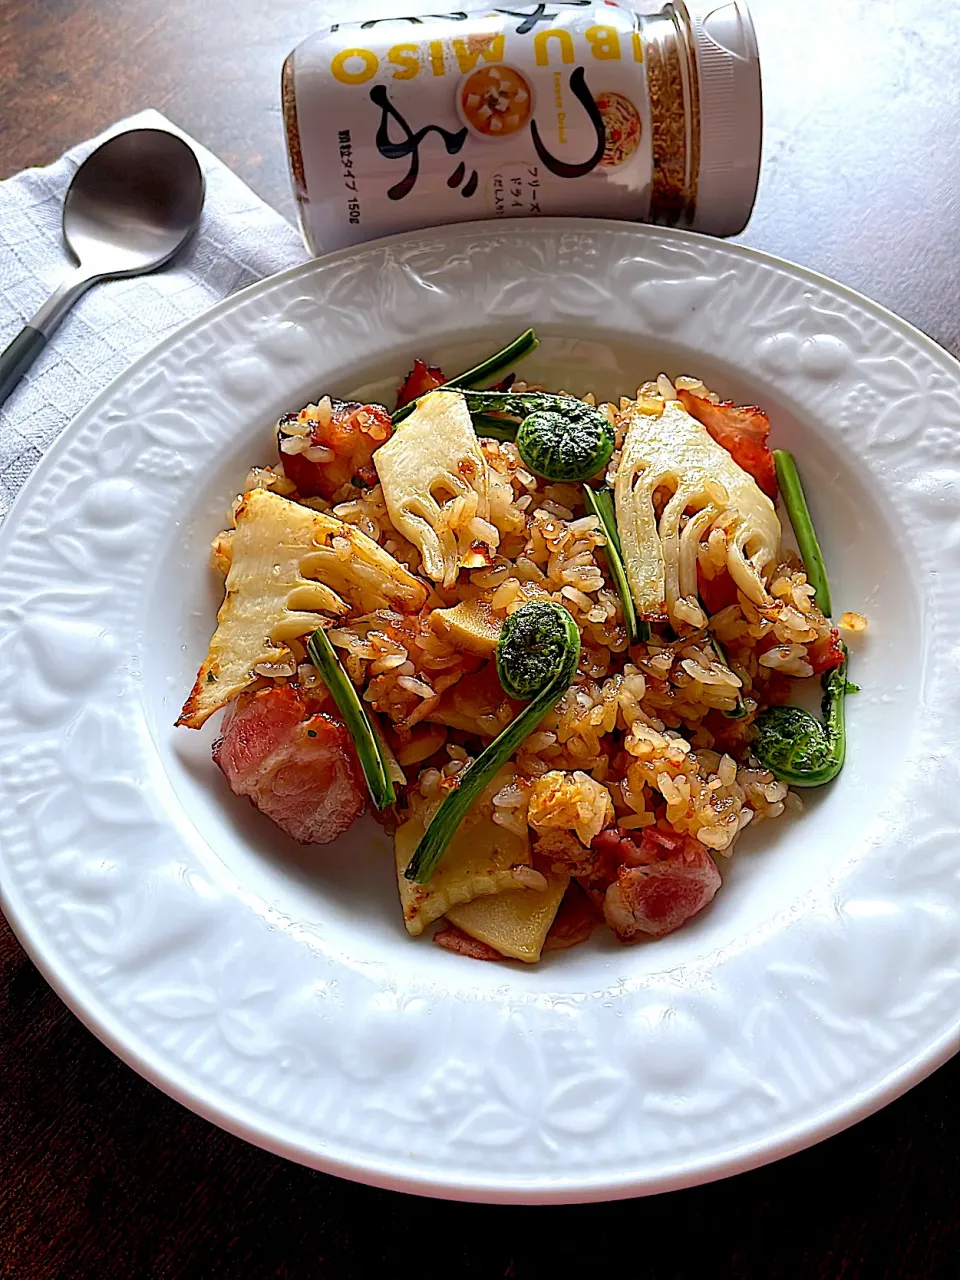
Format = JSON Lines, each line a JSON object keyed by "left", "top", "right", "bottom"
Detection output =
{"left": 594, "top": 90, "right": 642, "bottom": 168}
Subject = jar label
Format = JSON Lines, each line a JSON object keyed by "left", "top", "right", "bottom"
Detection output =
{"left": 291, "top": 3, "right": 654, "bottom": 252}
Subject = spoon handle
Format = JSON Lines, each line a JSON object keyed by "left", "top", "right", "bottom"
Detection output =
{"left": 0, "top": 267, "right": 96, "bottom": 411}
{"left": 0, "top": 326, "right": 47, "bottom": 411}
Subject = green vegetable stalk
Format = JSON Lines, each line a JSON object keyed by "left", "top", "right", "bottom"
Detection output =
{"left": 404, "top": 600, "right": 580, "bottom": 884}
{"left": 710, "top": 634, "right": 748, "bottom": 719}
{"left": 773, "top": 449, "right": 831, "bottom": 616}
{"left": 582, "top": 484, "right": 649, "bottom": 645}
{"left": 753, "top": 645, "right": 851, "bottom": 786}
{"left": 468, "top": 412, "right": 519, "bottom": 442}
{"left": 462, "top": 390, "right": 615, "bottom": 482}
{"left": 752, "top": 458, "right": 855, "bottom": 785}
{"left": 306, "top": 628, "right": 395, "bottom": 810}
{"left": 392, "top": 329, "right": 539, "bottom": 424}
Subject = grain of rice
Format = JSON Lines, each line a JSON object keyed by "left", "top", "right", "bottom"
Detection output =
{"left": 419, "top": 652, "right": 461, "bottom": 670}
{"left": 469, "top": 516, "right": 500, "bottom": 545}
{"left": 673, "top": 596, "right": 707, "bottom": 628}
{"left": 561, "top": 585, "right": 595, "bottom": 611}
{"left": 315, "top": 396, "right": 334, "bottom": 428}
{"left": 492, "top": 578, "right": 521, "bottom": 610}
{"left": 370, "top": 652, "right": 409, "bottom": 675}
{"left": 540, "top": 499, "right": 575, "bottom": 520}
{"left": 398, "top": 675, "right": 434, "bottom": 698}
{"left": 760, "top": 644, "right": 807, "bottom": 670}
{"left": 569, "top": 515, "right": 601, "bottom": 535}
{"left": 513, "top": 556, "right": 545, "bottom": 583}
{"left": 472, "top": 561, "right": 512, "bottom": 588}
{"left": 492, "top": 782, "right": 528, "bottom": 809}
{"left": 562, "top": 567, "right": 604, "bottom": 592}
{"left": 840, "top": 611, "right": 868, "bottom": 633}
{"left": 513, "top": 866, "right": 548, "bottom": 891}
{"left": 402, "top": 692, "right": 442, "bottom": 728}
{"left": 296, "top": 662, "right": 324, "bottom": 690}
{"left": 303, "top": 444, "right": 334, "bottom": 464}
{"left": 253, "top": 657, "right": 296, "bottom": 678}
{"left": 419, "top": 767, "right": 442, "bottom": 797}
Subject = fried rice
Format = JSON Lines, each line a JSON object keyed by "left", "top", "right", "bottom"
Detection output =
{"left": 186, "top": 360, "right": 852, "bottom": 961}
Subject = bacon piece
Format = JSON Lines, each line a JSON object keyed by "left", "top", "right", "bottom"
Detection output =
{"left": 577, "top": 825, "right": 655, "bottom": 905}
{"left": 592, "top": 825, "right": 641, "bottom": 868}
{"left": 636, "top": 826, "right": 693, "bottom": 860}
{"left": 396, "top": 359, "right": 446, "bottom": 408}
{"left": 279, "top": 400, "right": 393, "bottom": 500}
{"left": 591, "top": 824, "right": 673, "bottom": 869}
{"left": 678, "top": 389, "right": 778, "bottom": 499}
{"left": 808, "top": 627, "right": 844, "bottom": 674}
{"left": 433, "top": 924, "right": 506, "bottom": 961}
{"left": 543, "top": 884, "right": 598, "bottom": 952}
{"left": 213, "top": 684, "right": 366, "bottom": 844}
{"left": 601, "top": 833, "right": 722, "bottom": 941}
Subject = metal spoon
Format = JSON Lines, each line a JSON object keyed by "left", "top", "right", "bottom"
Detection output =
{"left": 0, "top": 127, "right": 205, "bottom": 409}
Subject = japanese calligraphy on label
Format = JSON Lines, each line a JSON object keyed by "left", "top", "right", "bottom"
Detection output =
{"left": 286, "top": 3, "right": 654, "bottom": 252}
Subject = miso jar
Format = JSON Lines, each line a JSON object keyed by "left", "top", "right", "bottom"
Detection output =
{"left": 282, "top": 1, "right": 761, "bottom": 253}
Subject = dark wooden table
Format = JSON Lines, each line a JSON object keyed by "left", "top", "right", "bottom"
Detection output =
{"left": 2, "top": 1, "right": 959, "bottom": 1276}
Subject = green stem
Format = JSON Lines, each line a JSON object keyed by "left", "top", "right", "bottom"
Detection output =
{"left": 403, "top": 687, "right": 559, "bottom": 884}
{"left": 392, "top": 329, "right": 538, "bottom": 424}
{"left": 461, "top": 389, "right": 568, "bottom": 421}
{"left": 582, "top": 485, "right": 648, "bottom": 644}
{"left": 444, "top": 328, "right": 538, "bottom": 392}
{"left": 306, "top": 629, "right": 395, "bottom": 810}
{"left": 405, "top": 604, "right": 580, "bottom": 884}
{"left": 753, "top": 645, "right": 849, "bottom": 786}
{"left": 470, "top": 413, "right": 518, "bottom": 442}
{"left": 710, "top": 634, "right": 748, "bottom": 719}
{"left": 773, "top": 450, "right": 832, "bottom": 616}
{"left": 820, "top": 654, "right": 849, "bottom": 766}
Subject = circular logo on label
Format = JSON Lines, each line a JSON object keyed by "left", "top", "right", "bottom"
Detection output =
{"left": 458, "top": 64, "right": 534, "bottom": 141}
{"left": 594, "top": 91, "right": 642, "bottom": 169}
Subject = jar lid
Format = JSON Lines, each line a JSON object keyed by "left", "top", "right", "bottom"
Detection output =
{"left": 685, "top": 0, "right": 763, "bottom": 237}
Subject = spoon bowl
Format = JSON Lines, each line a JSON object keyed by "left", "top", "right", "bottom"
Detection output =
{"left": 63, "top": 128, "right": 205, "bottom": 277}
{"left": 0, "top": 127, "right": 205, "bottom": 408}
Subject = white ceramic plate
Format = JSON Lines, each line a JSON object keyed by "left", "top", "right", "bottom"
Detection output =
{"left": 1, "top": 220, "right": 958, "bottom": 1204}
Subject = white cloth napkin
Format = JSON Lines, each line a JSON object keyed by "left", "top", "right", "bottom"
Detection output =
{"left": 0, "top": 109, "right": 309, "bottom": 520}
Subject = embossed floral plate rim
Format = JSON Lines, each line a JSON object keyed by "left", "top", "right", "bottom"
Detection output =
{"left": 0, "top": 219, "right": 958, "bottom": 1204}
